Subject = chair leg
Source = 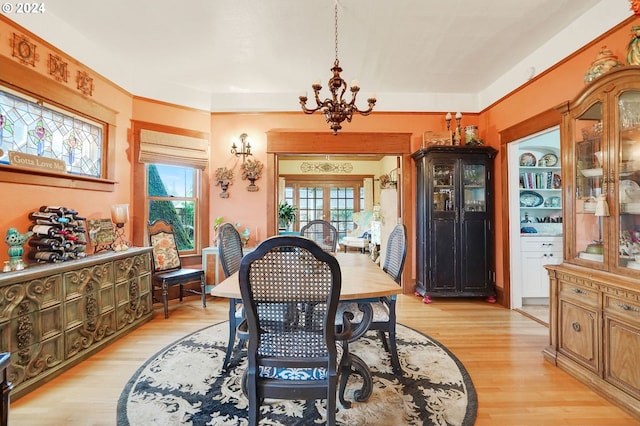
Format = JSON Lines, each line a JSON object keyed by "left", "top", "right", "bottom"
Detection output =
{"left": 222, "top": 299, "right": 237, "bottom": 371}
{"left": 327, "top": 375, "right": 337, "bottom": 426}
{"left": 388, "top": 329, "right": 401, "bottom": 374}
{"left": 162, "top": 281, "right": 169, "bottom": 319}
{"left": 200, "top": 275, "right": 206, "bottom": 308}
{"left": 179, "top": 283, "right": 183, "bottom": 302}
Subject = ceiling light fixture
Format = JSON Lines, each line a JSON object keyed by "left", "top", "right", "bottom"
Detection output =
{"left": 298, "top": 1, "right": 376, "bottom": 135}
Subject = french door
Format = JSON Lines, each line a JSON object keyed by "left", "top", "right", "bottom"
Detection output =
{"left": 282, "top": 176, "right": 365, "bottom": 239}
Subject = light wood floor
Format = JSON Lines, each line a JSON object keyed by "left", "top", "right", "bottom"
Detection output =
{"left": 9, "top": 294, "right": 640, "bottom": 425}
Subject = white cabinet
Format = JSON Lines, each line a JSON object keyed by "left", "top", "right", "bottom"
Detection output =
{"left": 520, "top": 236, "right": 562, "bottom": 300}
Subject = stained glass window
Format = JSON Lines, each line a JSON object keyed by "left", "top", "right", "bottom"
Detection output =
{"left": 0, "top": 89, "right": 103, "bottom": 177}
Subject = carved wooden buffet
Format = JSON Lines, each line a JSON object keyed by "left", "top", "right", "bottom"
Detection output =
{"left": 0, "top": 247, "right": 153, "bottom": 399}
{"left": 544, "top": 67, "right": 640, "bottom": 419}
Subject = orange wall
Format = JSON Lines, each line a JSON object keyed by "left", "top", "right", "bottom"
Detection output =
{"left": 1, "top": 14, "right": 638, "bottom": 295}
{"left": 481, "top": 15, "right": 640, "bottom": 290}
{"left": 207, "top": 112, "right": 477, "bottom": 247}
{"left": 0, "top": 17, "right": 134, "bottom": 263}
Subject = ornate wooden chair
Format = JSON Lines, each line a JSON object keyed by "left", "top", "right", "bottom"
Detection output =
{"left": 0, "top": 352, "right": 12, "bottom": 426}
{"left": 217, "top": 222, "right": 246, "bottom": 370}
{"left": 238, "top": 236, "right": 353, "bottom": 425}
{"left": 338, "top": 224, "right": 407, "bottom": 373}
{"left": 299, "top": 219, "right": 339, "bottom": 252}
{"left": 148, "top": 219, "right": 206, "bottom": 319}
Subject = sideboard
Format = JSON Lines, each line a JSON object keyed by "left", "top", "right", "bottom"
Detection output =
{"left": 0, "top": 247, "right": 153, "bottom": 399}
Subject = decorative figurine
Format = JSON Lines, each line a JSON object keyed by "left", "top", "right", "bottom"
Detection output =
{"left": 4, "top": 227, "right": 33, "bottom": 271}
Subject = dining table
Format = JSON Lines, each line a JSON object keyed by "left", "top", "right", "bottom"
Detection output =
{"left": 210, "top": 251, "right": 402, "bottom": 405}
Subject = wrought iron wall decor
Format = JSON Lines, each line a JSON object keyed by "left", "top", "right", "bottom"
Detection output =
{"left": 300, "top": 162, "right": 354, "bottom": 173}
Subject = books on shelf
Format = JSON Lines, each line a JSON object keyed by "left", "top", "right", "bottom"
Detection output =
{"left": 519, "top": 171, "right": 559, "bottom": 189}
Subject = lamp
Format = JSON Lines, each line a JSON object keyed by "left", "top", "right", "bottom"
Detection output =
{"left": 231, "top": 133, "right": 252, "bottom": 161}
{"left": 298, "top": 2, "right": 376, "bottom": 135}
{"left": 110, "top": 204, "right": 130, "bottom": 251}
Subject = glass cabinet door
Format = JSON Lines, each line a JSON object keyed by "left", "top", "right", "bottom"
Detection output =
{"left": 573, "top": 102, "right": 605, "bottom": 264}
{"left": 617, "top": 91, "right": 640, "bottom": 271}
{"left": 462, "top": 163, "right": 486, "bottom": 212}
{"left": 432, "top": 162, "right": 455, "bottom": 212}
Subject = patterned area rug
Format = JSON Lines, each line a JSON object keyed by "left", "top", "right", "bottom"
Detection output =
{"left": 117, "top": 322, "right": 477, "bottom": 425}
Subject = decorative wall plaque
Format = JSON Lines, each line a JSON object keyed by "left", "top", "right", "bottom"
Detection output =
{"left": 11, "top": 33, "right": 38, "bottom": 67}
{"left": 48, "top": 54, "right": 69, "bottom": 82}
{"left": 76, "top": 71, "right": 94, "bottom": 96}
{"left": 300, "top": 162, "right": 354, "bottom": 173}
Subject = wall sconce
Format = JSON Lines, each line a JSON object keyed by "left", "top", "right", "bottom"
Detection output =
{"left": 231, "top": 133, "right": 252, "bottom": 161}
{"left": 110, "top": 204, "right": 130, "bottom": 251}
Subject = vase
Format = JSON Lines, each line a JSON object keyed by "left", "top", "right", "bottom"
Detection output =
{"left": 584, "top": 46, "right": 622, "bottom": 84}
{"left": 219, "top": 181, "right": 230, "bottom": 198}
{"left": 628, "top": 26, "right": 640, "bottom": 65}
{"left": 246, "top": 177, "right": 259, "bottom": 192}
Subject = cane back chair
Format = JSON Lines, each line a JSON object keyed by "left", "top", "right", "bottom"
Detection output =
{"left": 238, "top": 236, "right": 352, "bottom": 425}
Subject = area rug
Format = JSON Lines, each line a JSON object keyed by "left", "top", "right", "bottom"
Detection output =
{"left": 117, "top": 322, "right": 477, "bottom": 425}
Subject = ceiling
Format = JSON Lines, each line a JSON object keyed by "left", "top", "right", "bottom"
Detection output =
{"left": 7, "top": 0, "right": 631, "bottom": 113}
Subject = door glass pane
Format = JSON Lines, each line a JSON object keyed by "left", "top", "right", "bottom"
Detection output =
{"left": 574, "top": 102, "right": 603, "bottom": 262}
{"left": 330, "top": 187, "right": 354, "bottom": 239}
{"left": 462, "top": 164, "right": 486, "bottom": 212}
{"left": 618, "top": 91, "right": 640, "bottom": 270}
{"left": 298, "top": 186, "right": 323, "bottom": 226}
{"left": 432, "top": 163, "right": 454, "bottom": 212}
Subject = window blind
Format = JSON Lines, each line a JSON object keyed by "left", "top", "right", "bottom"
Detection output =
{"left": 139, "top": 129, "right": 209, "bottom": 169}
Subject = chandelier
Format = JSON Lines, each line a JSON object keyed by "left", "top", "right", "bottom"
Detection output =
{"left": 298, "top": 2, "right": 376, "bottom": 135}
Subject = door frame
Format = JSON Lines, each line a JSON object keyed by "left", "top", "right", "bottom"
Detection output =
{"left": 265, "top": 130, "right": 414, "bottom": 294}
{"left": 499, "top": 108, "right": 562, "bottom": 307}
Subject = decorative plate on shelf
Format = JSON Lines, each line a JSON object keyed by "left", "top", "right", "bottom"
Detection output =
{"left": 547, "top": 196, "right": 561, "bottom": 208}
{"left": 520, "top": 190, "right": 544, "bottom": 207}
{"left": 519, "top": 152, "right": 537, "bottom": 167}
{"left": 540, "top": 153, "right": 558, "bottom": 167}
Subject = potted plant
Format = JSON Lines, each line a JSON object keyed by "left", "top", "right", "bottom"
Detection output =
{"left": 278, "top": 201, "right": 297, "bottom": 231}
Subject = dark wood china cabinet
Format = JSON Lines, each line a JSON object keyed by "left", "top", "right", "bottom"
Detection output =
{"left": 412, "top": 145, "right": 497, "bottom": 303}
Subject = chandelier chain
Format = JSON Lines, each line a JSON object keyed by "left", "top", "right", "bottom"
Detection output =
{"left": 334, "top": 2, "right": 339, "bottom": 64}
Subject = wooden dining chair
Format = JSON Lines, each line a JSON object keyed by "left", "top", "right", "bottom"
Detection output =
{"left": 299, "top": 219, "right": 339, "bottom": 252}
{"left": 339, "top": 223, "right": 407, "bottom": 373}
{"left": 238, "top": 236, "right": 353, "bottom": 425}
{"left": 217, "top": 222, "right": 246, "bottom": 370}
{"left": 148, "top": 219, "right": 206, "bottom": 319}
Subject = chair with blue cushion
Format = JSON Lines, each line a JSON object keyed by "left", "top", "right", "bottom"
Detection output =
{"left": 238, "top": 236, "right": 353, "bottom": 425}
{"left": 217, "top": 222, "right": 246, "bottom": 371}
{"left": 338, "top": 224, "right": 407, "bottom": 373}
